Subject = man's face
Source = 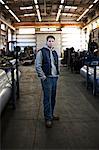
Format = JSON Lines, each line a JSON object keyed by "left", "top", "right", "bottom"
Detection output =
{"left": 46, "top": 38, "right": 55, "bottom": 48}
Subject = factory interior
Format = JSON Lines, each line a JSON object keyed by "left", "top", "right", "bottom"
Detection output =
{"left": 0, "top": 0, "right": 99, "bottom": 149}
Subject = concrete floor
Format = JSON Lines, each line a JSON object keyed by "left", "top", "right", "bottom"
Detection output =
{"left": 1, "top": 65, "right": 99, "bottom": 150}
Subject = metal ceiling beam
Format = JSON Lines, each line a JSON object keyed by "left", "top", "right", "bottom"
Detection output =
{"left": 0, "top": 18, "right": 15, "bottom": 30}
{"left": 13, "top": 22, "right": 82, "bottom": 28}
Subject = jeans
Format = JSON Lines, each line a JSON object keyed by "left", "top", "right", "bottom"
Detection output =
{"left": 41, "top": 77, "right": 58, "bottom": 121}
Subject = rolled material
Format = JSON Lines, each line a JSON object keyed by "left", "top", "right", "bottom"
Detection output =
{"left": 0, "top": 68, "right": 20, "bottom": 115}
{"left": 0, "top": 85, "right": 11, "bottom": 114}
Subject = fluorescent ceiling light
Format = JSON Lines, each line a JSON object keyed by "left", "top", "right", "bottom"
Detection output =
{"left": 37, "top": 9, "right": 41, "bottom": 21}
{"left": 35, "top": 5, "right": 39, "bottom": 9}
{"left": 1, "top": 0, "right": 20, "bottom": 22}
{"left": 40, "top": 28, "right": 48, "bottom": 31}
{"left": 93, "top": 0, "right": 98, "bottom": 3}
{"left": 83, "top": 8, "right": 89, "bottom": 14}
{"left": 9, "top": 10, "right": 16, "bottom": 17}
{"left": 40, "top": 28, "right": 56, "bottom": 32}
{"left": 34, "top": 0, "right": 41, "bottom": 21}
{"left": 56, "top": 13, "right": 60, "bottom": 21}
{"left": 59, "top": 5, "right": 63, "bottom": 9}
{"left": 0, "top": 0, "right": 5, "bottom": 4}
{"left": 37, "top": 9, "right": 40, "bottom": 15}
{"left": 65, "top": 6, "right": 77, "bottom": 9}
{"left": 34, "top": 1, "right": 41, "bottom": 21}
{"left": 5, "top": 5, "right": 9, "bottom": 9}
{"left": 34, "top": 0, "right": 38, "bottom": 4}
{"left": 61, "top": 0, "right": 64, "bottom": 4}
{"left": 8, "top": 9, "right": 20, "bottom": 22}
{"left": 62, "top": 13, "right": 73, "bottom": 16}
{"left": 20, "top": 6, "right": 33, "bottom": 10}
{"left": 19, "top": 28, "right": 35, "bottom": 34}
{"left": 77, "top": 0, "right": 98, "bottom": 22}
{"left": 58, "top": 9, "right": 62, "bottom": 15}
{"left": 17, "top": 19, "right": 20, "bottom": 22}
{"left": 24, "top": 13, "right": 35, "bottom": 16}
{"left": 56, "top": 4, "right": 63, "bottom": 21}
{"left": 56, "top": 8, "right": 62, "bottom": 21}
{"left": 49, "top": 28, "right": 56, "bottom": 31}
{"left": 89, "top": 4, "right": 93, "bottom": 9}
{"left": 72, "top": 6, "right": 77, "bottom": 9}
{"left": 77, "top": 8, "right": 89, "bottom": 21}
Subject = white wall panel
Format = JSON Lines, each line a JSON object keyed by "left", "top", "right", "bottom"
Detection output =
{"left": 17, "top": 34, "right": 36, "bottom": 39}
{"left": 17, "top": 43, "right": 36, "bottom": 47}
{"left": 17, "top": 39, "right": 36, "bottom": 43}
{"left": 14, "top": 28, "right": 36, "bottom": 51}
{"left": 61, "top": 27, "right": 82, "bottom": 51}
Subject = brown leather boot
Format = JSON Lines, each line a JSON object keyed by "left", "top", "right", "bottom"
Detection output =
{"left": 45, "top": 120, "right": 52, "bottom": 128}
{"left": 53, "top": 115, "right": 60, "bottom": 121}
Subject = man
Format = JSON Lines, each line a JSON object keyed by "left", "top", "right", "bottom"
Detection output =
{"left": 35, "top": 35, "right": 59, "bottom": 128}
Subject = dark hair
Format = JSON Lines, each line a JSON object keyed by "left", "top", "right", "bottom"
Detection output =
{"left": 46, "top": 35, "right": 55, "bottom": 41}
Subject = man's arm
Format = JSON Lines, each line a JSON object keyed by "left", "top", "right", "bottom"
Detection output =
{"left": 35, "top": 50, "right": 46, "bottom": 80}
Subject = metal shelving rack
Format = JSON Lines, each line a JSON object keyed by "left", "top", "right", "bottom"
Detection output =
{"left": 86, "top": 60, "right": 99, "bottom": 96}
